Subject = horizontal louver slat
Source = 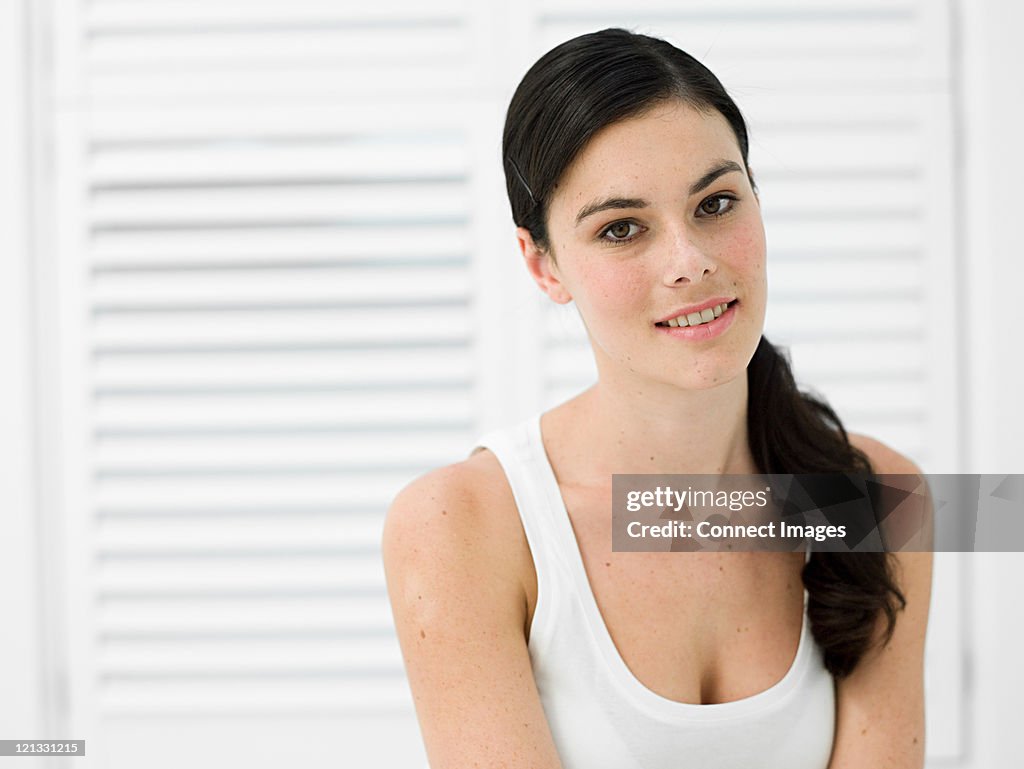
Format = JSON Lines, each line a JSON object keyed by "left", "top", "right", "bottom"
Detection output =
{"left": 86, "top": 0, "right": 470, "bottom": 27}
{"left": 543, "top": 19, "right": 920, "bottom": 56}
{"left": 91, "top": 226, "right": 471, "bottom": 265}
{"left": 90, "top": 145, "right": 467, "bottom": 185}
{"left": 96, "top": 516, "right": 386, "bottom": 554}
{"left": 94, "top": 391, "right": 472, "bottom": 428}
{"left": 88, "top": 28, "right": 464, "bottom": 61}
{"left": 95, "top": 433, "right": 470, "bottom": 468}
{"left": 94, "top": 476, "right": 423, "bottom": 511}
{"left": 98, "top": 595, "right": 392, "bottom": 635}
{"left": 90, "top": 185, "right": 469, "bottom": 226}
{"left": 97, "top": 554, "right": 387, "bottom": 591}
{"left": 91, "top": 268, "right": 469, "bottom": 305}
{"left": 761, "top": 177, "right": 920, "bottom": 213}
{"left": 99, "top": 638, "right": 402, "bottom": 674}
{"left": 92, "top": 349, "right": 472, "bottom": 388}
{"left": 92, "top": 309, "right": 471, "bottom": 348}
{"left": 100, "top": 679, "right": 412, "bottom": 714}
{"left": 767, "top": 258, "right": 920, "bottom": 298}
{"left": 542, "top": 0, "right": 910, "bottom": 11}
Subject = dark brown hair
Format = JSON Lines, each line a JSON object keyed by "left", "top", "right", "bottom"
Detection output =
{"left": 502, "top": 27, "right": 905, "bottom": 678}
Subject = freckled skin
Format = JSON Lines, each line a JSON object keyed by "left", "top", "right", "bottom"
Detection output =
{"left": 532, "top": 100, "right": 768, "bottom": 393}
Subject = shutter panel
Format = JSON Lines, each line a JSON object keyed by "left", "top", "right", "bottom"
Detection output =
{"left": 53, "top": 1, "right": 496, "bottom": 766}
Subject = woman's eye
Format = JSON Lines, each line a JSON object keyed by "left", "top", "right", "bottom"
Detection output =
{"left": 600, "top": 220, "right": 642, "bottom": 244}
{"left": 697, "top": 194, "right": 737, "bottom": 218}
{"left": 598, "top": 198, "right": 736, "bottom": 244}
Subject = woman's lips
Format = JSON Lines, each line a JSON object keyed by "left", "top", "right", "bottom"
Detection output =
{"left": 654, "top": 297, "right": 737, "bottom": 325}
{"left": 654, "top": 300, "right": 738, "bottom": 341}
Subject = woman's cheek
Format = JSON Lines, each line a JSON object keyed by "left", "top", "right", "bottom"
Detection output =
{"left": 737, "top": 218, "right": 768, "bottom": 268}
{"left": 588, "top": 264, "right": 650, "bottom": 320}
{"left": 717, "top": 223, "right": 763, "bottom": 266}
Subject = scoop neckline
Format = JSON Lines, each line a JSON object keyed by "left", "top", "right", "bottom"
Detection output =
{"left": 528, "top": 411, "right": 813, "bottom": 721}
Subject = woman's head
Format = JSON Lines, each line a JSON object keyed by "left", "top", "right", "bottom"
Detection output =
{"left": 502, "top": 28, "right": 766, "bottom": 391}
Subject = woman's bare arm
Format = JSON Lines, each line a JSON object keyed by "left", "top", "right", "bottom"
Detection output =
{"left": 382, "top": 460, "right": 565, "bottom": 769}
{"left": 827, "top": 436, "right": 934, "bottom": 768}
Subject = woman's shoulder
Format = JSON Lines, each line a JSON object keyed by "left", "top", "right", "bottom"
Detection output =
{"left": 381, "top": 448, "right": 525, "bottom": 586}
{"left": 846, "top": 431, "right": 924, "bottom": 476}
{"left": 385, "top": 447, "right": 515, "bottom": 529}
{"left": 380, "top": 454, "right": 560, "bottom": 767}
{"left": 846, "top": 430, "right": 934, "bottom": 568}
{"left": 381, "top": 450, "right": 532, "bottom": 650}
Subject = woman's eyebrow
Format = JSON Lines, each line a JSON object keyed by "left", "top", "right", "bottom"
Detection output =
{"left": 574, "top": 196, "right": 648, "bottom": 227}
{"left": 689, "top": 159, "right": 744, "bottom": 196}
{"left": 573, "top": 159, "right": 745, "bottom": 227}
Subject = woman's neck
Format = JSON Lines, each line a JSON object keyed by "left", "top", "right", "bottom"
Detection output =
{"left": 544, "top": 373, "right": 758, "bottom": 483}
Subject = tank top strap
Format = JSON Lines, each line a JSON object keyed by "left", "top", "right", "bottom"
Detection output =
{"left": 470, "top": 414, "right": 572, "bottom": 652}
{"left": 469, "top": 414, "right": 568, "bottom": 574}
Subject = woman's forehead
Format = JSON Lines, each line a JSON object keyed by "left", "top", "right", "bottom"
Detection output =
{"left": 553, "top": 103, "right": 742, "bottom": 207}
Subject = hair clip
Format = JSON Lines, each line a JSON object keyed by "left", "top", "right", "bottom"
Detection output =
{"left": 507, "top": 157, "right": 537, "bottom": 206}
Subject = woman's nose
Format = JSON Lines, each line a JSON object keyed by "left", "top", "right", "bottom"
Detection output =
{"left": 663, "top": 230, "right": 717, "bottom": 285}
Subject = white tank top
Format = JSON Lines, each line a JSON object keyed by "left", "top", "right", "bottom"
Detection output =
{"left": 471, "top": 413, "right": 836, "bottom": 769}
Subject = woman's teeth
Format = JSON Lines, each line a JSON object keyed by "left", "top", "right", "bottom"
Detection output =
{"left": 658, "top": 302, "right": 731, "bottom": 328}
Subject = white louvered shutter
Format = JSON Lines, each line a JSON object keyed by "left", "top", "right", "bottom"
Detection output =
{"left": 47, "top": 1, "right": 963, "bottom": 767}
{"left": 50, "top": 1, "right": 510, "bottom": 766}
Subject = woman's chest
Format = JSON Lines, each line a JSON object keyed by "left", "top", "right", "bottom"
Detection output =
{"left": 523, "top": 487, "right": 808, "bottom": 706}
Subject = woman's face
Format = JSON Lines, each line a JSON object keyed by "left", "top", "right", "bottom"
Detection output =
{"left": 521, "top": 99, "right": 767, "bottom": 392}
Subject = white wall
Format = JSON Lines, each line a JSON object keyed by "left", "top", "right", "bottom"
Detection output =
{"left": 962, "top": 2, "right": 1024, "bottom": 469}
{"left": 959, "top": 0, "right": 1024, "bottom": 766}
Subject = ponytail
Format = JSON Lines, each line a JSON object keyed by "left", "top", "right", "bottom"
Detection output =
{"left": 747, "top": 336, "right": 907, "bottom": 678}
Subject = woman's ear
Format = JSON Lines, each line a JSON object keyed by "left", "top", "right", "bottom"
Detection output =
{"left": 515, "top": 226, "right": 572, "bottom": 304}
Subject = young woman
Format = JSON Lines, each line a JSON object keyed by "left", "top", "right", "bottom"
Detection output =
{"left": 383, "top": 28, "right": 932, "bottom": 769}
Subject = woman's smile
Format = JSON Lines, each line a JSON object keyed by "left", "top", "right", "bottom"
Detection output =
{"left": 654, "top": 299, "right": 740, "bottom": 341}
